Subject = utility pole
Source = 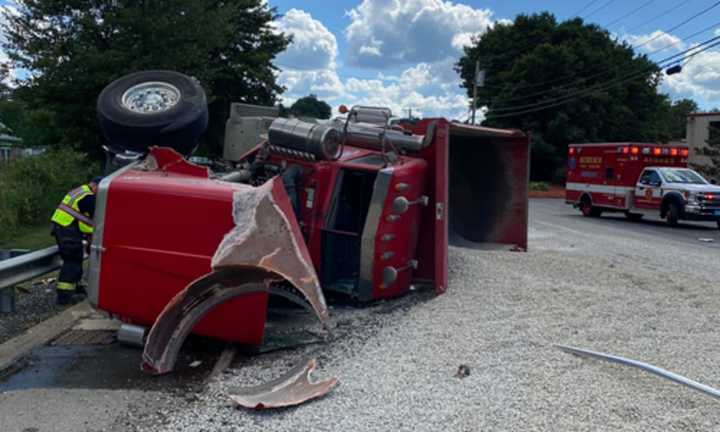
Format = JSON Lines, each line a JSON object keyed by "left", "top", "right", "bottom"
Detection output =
{"left": 405, "top": 107, "right": 413, "bottom": 119}
{"left": 471, "top": 60, "right": 485, "bottom": 125}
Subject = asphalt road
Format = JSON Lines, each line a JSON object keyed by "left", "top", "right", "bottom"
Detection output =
{"left": 532, "top": 198, "right": 720, "bottom": 250}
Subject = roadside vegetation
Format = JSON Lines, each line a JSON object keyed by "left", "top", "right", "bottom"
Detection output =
{"left": 0, "top": 148, "right": 98, "bottom": 247}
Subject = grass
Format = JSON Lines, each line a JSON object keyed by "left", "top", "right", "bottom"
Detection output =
{"left": 0, "top": 223, "right": 55, "bottom": 250}
{"left": 529, "top": 181, "right": 550, "bottom": 191}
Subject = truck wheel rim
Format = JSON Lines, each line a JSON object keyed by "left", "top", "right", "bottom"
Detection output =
{"left": 121, "top": 81, "right": 181, "bottom": 114}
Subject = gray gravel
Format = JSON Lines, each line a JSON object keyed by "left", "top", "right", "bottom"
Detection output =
{"left": 0, "top": 280, "right": 60, "bottom": 344}
{"left": 132, "top": 199, "right": 720, "bottom": 431}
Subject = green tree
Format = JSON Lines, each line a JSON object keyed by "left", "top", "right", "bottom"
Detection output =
{"left": 695, "top": 124, "right": 720, "bottom": 182}
{"left": 2, "top": 0, "right": 290, "bottom": 158}
{"left": 456, "top": 13, "right": 673, "bottom": 181}
{"left": 666, "top": 98, "right": 699, "bottom": 140}
{"left": 290, "top": 94, "right": 332, "bottom": 119}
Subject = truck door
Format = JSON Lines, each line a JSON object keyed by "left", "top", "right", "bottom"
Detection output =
{"left": 634, "top": 169, "right": 663, "bottom": 210}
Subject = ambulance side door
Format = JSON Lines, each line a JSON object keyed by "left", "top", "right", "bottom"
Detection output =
{"left": 634, "top": 169, "right": 663, "bottom": 210}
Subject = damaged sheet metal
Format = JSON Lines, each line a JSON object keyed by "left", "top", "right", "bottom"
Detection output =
{"left": 212, "top": 178, "right": 329, "bottom": 324}
{"left": 142, "top": 270, "right": 270, "bottom": 374}
{"left": 229, "top": 358, "right": 338, "bottom": 409}
{"left": 558, "top": 345, "right": 720, "bottom": 401}
{"left": 143, "top": 176, "right": 330, "bottom": 379}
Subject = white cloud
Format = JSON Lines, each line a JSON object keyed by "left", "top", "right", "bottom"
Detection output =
{"left": 663, "top": 48, "right": 720, "bottom": 102}
{"left": 715, "top": 28, "right": 720, "bottom": 37}
{"left": 345, "top": 0, "right": 496, "bottom": 68}
{"left": 337, "top": 59, "right": 470, "bottom": 120}
{"left": 623, "top": 30, "right": 684, "bottom": 53}
{"left": 274, "top": 7, "right": 481, "bottom": 120}
{"left": 274, "top": 8, "right": 338, "bottom": 71}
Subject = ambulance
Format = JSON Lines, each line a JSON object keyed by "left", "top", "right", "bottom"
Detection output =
{"left": 565, "top": 143, "right": 720, "bottom": 229}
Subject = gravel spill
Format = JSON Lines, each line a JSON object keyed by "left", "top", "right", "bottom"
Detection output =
{"left": 125, "top": 202, "right": 720, "bottom": 431}
{"left": 0, "top": 281, "right": 60, "bottom": 344}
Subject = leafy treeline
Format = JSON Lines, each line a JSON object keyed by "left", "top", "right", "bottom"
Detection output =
{"left": 1, "top": 0, "right": 290, "bottom": 158}
{"left": 457, "top": 13, "right": 702, "bottom": 181}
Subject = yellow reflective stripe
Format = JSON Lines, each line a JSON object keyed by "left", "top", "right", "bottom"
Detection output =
{"left": 57, "top": 281, "right": 76, "bottom": 291}
{"left": 51, "top": 184, "right": 94, "bottom": 227}
{"left": 51, "top": 208, "right": 74, "bottom": 226}
{"left": 79, "top": 222, "right": 93, "bottom": 234}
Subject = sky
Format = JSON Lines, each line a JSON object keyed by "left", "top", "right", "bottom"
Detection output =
{"left": 268, "top": 0, "right": 720, "bottom": 120}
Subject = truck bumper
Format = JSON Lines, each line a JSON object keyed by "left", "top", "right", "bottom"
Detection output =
{"left": 684, "top": 205, "right": 720, "bottom": 222}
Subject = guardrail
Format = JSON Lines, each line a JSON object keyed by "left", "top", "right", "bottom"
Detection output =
{"left": 0, "top": 246, "right": 61, "bottom": 313}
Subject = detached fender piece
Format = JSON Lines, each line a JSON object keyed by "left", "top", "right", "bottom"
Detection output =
{"left": 229, "top": 358, "right": 338, "bottom": 410}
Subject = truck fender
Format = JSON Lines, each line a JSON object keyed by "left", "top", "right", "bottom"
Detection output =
{"left": 660, "top": 192, "right": 685, "bottom": 218}
{"left": 142, "top": 267, "right": 325, "bottom": 375}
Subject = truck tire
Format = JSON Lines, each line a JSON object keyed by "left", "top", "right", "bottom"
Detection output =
{"left": 97, "top": 70, "right": 208, "bottom": 155}
{"left": 666, "top": 202, "right": 680, "bottom": 227}
{"left": 580, "top": 196, "right": 602, "bottom": 217}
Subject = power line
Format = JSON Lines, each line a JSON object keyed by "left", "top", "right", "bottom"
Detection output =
{"left": 583, "top": 0, "right": 617, "bottom": 19}
{"left": 631, "top": 0, "right": 720, "bottom": 51}
{"left": 572, "top": 0, "right": 602, "bottom": 17}
{"left": 488, "top": 36, "right": 719, "bottom": 113}
{"left": 483, "top": 19, "right": 720, "bottom": 105}
{"left": 484, "top": 39, "right": 720, "bottom": 119}
{"left": 604, "top": 0, "right": 656, "bottom": 28}
{"left": 481, "top": 1, "right": 720, "bottom": 94}
{"left": 634, "top": 0, "right": 694, "bottom": 30}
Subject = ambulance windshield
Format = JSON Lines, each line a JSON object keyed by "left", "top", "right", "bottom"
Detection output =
{"left": 659, "top": 168, "right": 707, "bottom": 185}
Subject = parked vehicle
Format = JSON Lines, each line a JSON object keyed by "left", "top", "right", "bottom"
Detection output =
{"left": 566, "top": 143, "right": 720, "bottom": 229}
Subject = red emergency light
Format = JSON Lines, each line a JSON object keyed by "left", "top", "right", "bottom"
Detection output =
{"left": 622, "top": 146, "right": 629, "bottom": 154}
{"left": 670, "top": 148, "right": 678, "bottom": 156}
{"left": 631, "top": 146, "right": 640, "bottom": 155}
{"left": 653, "top": 148, "right": 662, "bottom": 156}
{"left": 569, "top": 147, "right": 575, "bottom": 155}
{"left": 706, "top": 194, "right": 715, "bottom": 200}
{"left": 681, "top": 149, "right": 689, "bottom": 157}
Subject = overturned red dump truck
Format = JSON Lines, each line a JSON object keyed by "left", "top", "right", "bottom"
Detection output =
{"left": 87, "top": 71, "right": 529, "bottom": 407}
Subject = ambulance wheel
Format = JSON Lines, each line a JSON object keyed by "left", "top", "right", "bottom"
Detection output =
{"left": 580, "top": 197, "right": 601, "bottom": 217}
{"left": 625, "top": 212, "right": 643, "bottom": 221}
{"left": 666, "top": 202, "right": 680, "bottom": 227}
{"left": 97, "top": 70, "right": 208, "bottom": 155}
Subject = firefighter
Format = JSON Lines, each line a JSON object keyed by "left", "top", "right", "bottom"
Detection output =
{"left": 50, "top": 177, "right": 102, "bottom": 305}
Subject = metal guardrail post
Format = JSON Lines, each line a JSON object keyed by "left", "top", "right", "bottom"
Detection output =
{"left": 0, "top": 246, "right": 62, "bottom": 313}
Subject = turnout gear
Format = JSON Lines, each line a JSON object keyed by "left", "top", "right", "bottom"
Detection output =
{"left": 51, "top": 182, "right": 98, "bottom": 305}
{"left": 51, "top": 184, "right": 95, "bottom": 234}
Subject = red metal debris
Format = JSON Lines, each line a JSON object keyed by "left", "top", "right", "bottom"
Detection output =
{"left": 229, "top": 358, "right": 338, "bottom": 409}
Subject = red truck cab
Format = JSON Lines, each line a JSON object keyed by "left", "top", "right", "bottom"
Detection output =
{"left": 566, "top": 143, "right": 720, "bottom": 228}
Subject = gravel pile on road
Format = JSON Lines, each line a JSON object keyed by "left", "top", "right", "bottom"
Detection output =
{"left": 0, "top": 282, "right": 59, "bottom": 344}
{"left": 143, "top": 215, "right": 720, "bottom": 431}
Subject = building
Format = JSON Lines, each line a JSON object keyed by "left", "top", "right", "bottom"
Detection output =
{"left": 0, "top": 132, "right": 22, "bottom": 163}
{"left": 686, "top": 112, "right": 720, "bottom": 171}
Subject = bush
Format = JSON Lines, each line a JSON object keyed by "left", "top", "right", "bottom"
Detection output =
{"left": 0, "top": 148, "right": 99, "bottom": 244}
{"left": 529, "top": 181, "right": 550, "bottom": 192}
